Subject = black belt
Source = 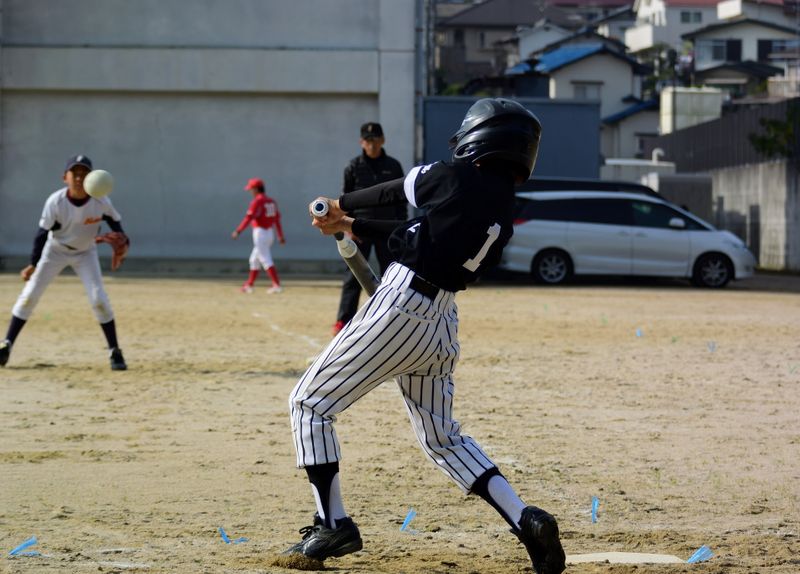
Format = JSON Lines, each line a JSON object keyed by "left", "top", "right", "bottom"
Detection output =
{"left": 409, "top": 274, "right": 439, "bottom": 300}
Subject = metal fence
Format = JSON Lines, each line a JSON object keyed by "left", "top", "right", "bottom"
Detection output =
{"left": 644, "top": 97, "right": 800, "bottom": 172}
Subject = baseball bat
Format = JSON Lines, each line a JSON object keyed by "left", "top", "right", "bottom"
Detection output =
{"left": 311, "top": 200, "right": 379, "bottom": 296}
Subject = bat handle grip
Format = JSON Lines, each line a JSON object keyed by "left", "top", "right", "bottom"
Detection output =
{"left": 311, "top": 200, "right": 329, "bottom": 218}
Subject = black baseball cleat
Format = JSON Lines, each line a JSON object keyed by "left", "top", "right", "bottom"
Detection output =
{"left": 0, "top": 339, "right": 10, "bottom": 367}
{"left": 282, "top": 516, "right": 363, "bottom": 561}
{"left": 516, "top": 506, "right": 566, "bottom": 574}
{"left": 109, "top": 347, "right": 127, "bottom": 371}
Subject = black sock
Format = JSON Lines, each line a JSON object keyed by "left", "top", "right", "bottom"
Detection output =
{"left": 470, "top": 467, "right": 519, "bottom": 530}
{"left": 100, "top": 319, "right": 119, "bottom": 349}
{"left": 5, "top": 315, "right": 26, "bottom": 345}
{"left": 305, "top": 462, "right": 340, "bottom": 528}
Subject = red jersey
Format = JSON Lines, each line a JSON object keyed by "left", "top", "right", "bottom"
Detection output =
{"left": 236, "top": 193, "right": 284, "bottom": 239}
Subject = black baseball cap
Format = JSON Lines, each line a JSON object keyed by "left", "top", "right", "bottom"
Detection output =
{"left": 360, "top": 122, "right": 384, "bottom": 140}
{"left": 65, "top": 154, "right": 93, "bottom": 172}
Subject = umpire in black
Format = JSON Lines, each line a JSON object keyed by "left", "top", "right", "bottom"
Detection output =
{"left": 332, "top": 122, "right": 405, "bottom": 335}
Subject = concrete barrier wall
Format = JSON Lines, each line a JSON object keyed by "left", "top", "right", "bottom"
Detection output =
{"left": 710, "top": 160, "right": 799, "bottom": 271}
{"left": 0, "top": 0, "right": 417, "bottom": 271}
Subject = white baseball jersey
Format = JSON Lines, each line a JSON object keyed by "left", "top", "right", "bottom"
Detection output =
{"left": 40, "top": 188, "right": 121, "bottom": 252}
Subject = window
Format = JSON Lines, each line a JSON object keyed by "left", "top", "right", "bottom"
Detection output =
{"left": 571, "top": 199, "right": 632, "bottom": 225}
{"left": 454, "top": 29, "right": 464, "bottom": 47}
{"left": 630, "top": 201, "right": 703, "bottom": 229}
{"left": 696, "top": 39, "right": 737, "bottom": 62}
{"left": 680, "top": 11, "right": 691, "bottom": 23}
{"left": 479, "top": 31, "right": 486, "bottom": 49}
{"left": 517, "top": 199, "right": 576, "bottom": 222}
{"left": 573, "top": 82, "right": 602, "bottom": 100}
{"left": 693, "top": 11, "right": 702, "bottom": 23}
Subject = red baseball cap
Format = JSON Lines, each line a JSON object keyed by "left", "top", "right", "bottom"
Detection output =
{"left": 244, "top": 178, "right": 265, "bottom": 191}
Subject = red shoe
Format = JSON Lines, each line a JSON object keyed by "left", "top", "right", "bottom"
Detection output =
{"left": 332, "top": 320, "right": 345, "bottom": 336}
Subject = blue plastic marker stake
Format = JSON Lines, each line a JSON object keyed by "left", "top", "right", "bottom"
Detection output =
{"left": 8, "top": 536, "right": 37, "bottom": 556}
{"left": 591, "top": 496, "right": 599, "bottom": 523}
{"left": 687, "top": 544, "right": 713, "bottom": 563}
{"left": 636, "top": 328, "right": 642, "bottom": 337}
{"left": 218, "top": 527, "right": 248, "bottom": 544}
{"left": 707, "top": 341, "right": 717, "bottom": 353}
{"left": 400, "top": 508, "right": 417, "bottom": 532}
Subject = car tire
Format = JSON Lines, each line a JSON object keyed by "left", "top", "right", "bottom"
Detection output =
{"left": 692, "top": 253, "right": 733, "bottom": 288}
{"left": 532, "top": 249, "right": 573, "bottom": 285}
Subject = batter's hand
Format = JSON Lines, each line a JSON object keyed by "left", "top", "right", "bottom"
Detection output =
{"left": 231, "top": 230, "right": 240, "bottom": 240}
{"left": 20, "top": 265, "right": 36, "bottom": 282}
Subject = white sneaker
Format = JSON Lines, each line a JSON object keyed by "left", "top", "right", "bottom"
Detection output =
{"left": 268, "top": 285, "right": 283, "bottom": 294}
{"left": 240, "top": 284, "right": 254, "bottom": 294}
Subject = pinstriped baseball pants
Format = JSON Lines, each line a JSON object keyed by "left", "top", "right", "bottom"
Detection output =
{"left": 289, "top": 263, "right": 496, "bottom": 492}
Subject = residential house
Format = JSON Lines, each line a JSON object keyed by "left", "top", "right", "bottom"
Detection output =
{"left": 683, "top": 16, "right": 797, "bottom": 96}
{"left": 594, "top": 5, "right": 638, "bottom": 42}
{"left": 507, "top": 42, "right": 654, "bottom": 159}
{"left": 550, "top": 0, "right": 633, "bottom": 22}
{"left": 625, "top": 0, "right": 719, "bottom": 53}
{"left": 436, "top": 0, "right": 585, "bottom": 87}
{"left": 602, "top": 97, "right": 660, "bottom": 157}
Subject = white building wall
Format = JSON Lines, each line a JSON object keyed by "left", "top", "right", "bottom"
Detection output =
{"left": 518, "top": 25, "right": 571, "bottom": 59}
{"left": 602, "top": 110, "right": 660, "bottom": 159}
{"left": 551, "top": 54, "right": 637, "bottom": 117}
{"left": 718, "top": 0, "right": 795, "bottom": 27}
{"left": 0, "top": 0, "right": 418, "bottom": 266}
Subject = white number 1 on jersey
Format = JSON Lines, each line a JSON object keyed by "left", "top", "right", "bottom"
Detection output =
{"left": 463, "top": 223, "right": 501, "bottom": 272}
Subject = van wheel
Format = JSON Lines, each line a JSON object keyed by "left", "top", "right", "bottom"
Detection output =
{"left": 532, "top": 250, "right": 572, "bottom": 285}
{"left": 692, "top": 253, "right": 733, "bottom": 288}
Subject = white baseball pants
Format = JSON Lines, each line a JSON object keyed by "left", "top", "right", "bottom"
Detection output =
{"left": 249, "top": 226, "right": 275, "bottom": 270}
{"left": 12, "top": 241, "right": 114, "bottom": 323}
{"left": 289, "top": 263, "right": 496, "bottom": 492}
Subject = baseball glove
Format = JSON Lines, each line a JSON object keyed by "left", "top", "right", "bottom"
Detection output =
{"left": 95, "top": 232, "right": 129, "bottom": 271}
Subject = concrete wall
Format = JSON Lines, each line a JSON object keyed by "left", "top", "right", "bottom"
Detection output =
{"left": 0, "top": 0, "right": 418, "bottom": 271}
{"left": 710, "top": 160, "right": 799, "bottom": 271}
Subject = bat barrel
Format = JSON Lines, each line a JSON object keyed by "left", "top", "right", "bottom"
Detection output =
{"left": 311, "top": 200, "right": 329, "bottom": 218}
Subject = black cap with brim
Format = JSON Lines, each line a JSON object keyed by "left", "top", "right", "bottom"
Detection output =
{"left": 64, "top": 154, "right": 93, "bottom": 172}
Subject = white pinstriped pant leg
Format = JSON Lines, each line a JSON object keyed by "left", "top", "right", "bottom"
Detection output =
{"left": 250, "top": 226, "right": 275, "bottom": 270}
{"left": 289, "top": 263, "right": 497, "bottom": 492}
{"left": 396, "top": 301, "right": 496, "bottom": 493}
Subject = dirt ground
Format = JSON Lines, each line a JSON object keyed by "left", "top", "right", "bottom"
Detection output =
{"left": 1, "top": 271, "right": 798, "bottom": 574}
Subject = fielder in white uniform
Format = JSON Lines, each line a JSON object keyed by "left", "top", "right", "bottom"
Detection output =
{"left": 0, "top": 155, "right": 128, "bottom": 371}
{"left": 282, "top": 99, "right": 566, "bottom": 574}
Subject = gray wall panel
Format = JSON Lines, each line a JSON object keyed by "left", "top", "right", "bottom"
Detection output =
{"left": 423, "top": 97, "right": 601, "bottom": 179}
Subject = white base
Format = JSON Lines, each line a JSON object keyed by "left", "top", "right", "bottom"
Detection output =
{"left": 567, "top": 552, "right": 684, "bottom": 564}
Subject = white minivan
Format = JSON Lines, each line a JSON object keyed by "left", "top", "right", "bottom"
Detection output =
{"left": 501, "top": 190, "right": 756, "bottom": 288}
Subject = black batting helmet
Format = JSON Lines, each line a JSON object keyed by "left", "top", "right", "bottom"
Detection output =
{"left": 449, "top": 98, "right": 542, "bottom": 182}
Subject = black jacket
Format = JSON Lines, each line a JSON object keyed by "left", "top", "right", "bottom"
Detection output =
{"left": 343, "top": 149, "right": 405, "bottom": 220}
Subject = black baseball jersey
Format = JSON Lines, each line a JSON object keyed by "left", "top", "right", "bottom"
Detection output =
{"left": 339, "top": 161, "right": 516, "bottom": 292}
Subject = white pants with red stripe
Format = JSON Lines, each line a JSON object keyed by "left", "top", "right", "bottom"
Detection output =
{"left": 289, "top": 263, "right": 496, "bottom": 492}
{"left": 12, "top": 240, "right": 114, "bottom": 323}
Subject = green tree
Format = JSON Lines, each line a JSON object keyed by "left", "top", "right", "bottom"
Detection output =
{"left": 749, "top": 104, "right": 800, "bottom": 159}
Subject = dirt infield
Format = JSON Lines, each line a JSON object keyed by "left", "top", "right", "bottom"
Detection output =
{"left": 1, "top": 273, "right": 798, "bottom": 573}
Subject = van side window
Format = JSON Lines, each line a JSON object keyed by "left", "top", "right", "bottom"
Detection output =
{"left": 631, "top": 201, "right": 703, "bottom": 229}
{"left": 520, "top": 199, "right": 575, "bottom": 221}
{"left": 571, "top": 198, "right": 632, "bottom": 225}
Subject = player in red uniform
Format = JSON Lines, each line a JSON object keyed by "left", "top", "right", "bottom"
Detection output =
{"left": 231, "top": 178, "right": 285, "bottom": 293}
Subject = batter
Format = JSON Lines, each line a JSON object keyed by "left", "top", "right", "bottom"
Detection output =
{"left": 283, "top": 99, "right": 566, "bottom": 574}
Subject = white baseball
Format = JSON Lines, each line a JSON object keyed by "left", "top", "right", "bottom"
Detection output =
{"left": 84, "top": 169, "right": 114, "bottom": 198}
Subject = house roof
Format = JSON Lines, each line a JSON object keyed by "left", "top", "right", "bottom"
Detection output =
{"left": 508, "top": 42, "right": 650, "bottom": 74}
{"left": 550, "top": 0, "right": 630, "bottom": 7}
{"left": 633, "top": 0, "right": 718, "bottom": 9}
{"left": 440, "top": 0, "right": 581, "bottom": 28}
{"left": 602, "top": 98, "right": 659, "bottom": 124}
{"left": 530, "top": 26, "right": 629, "bottom": 57}
{"left": 682, "top": 17, "right": 799, "bottom": 39}
{"left": 695, "top": 60, "right": 784, "bottom": 79}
